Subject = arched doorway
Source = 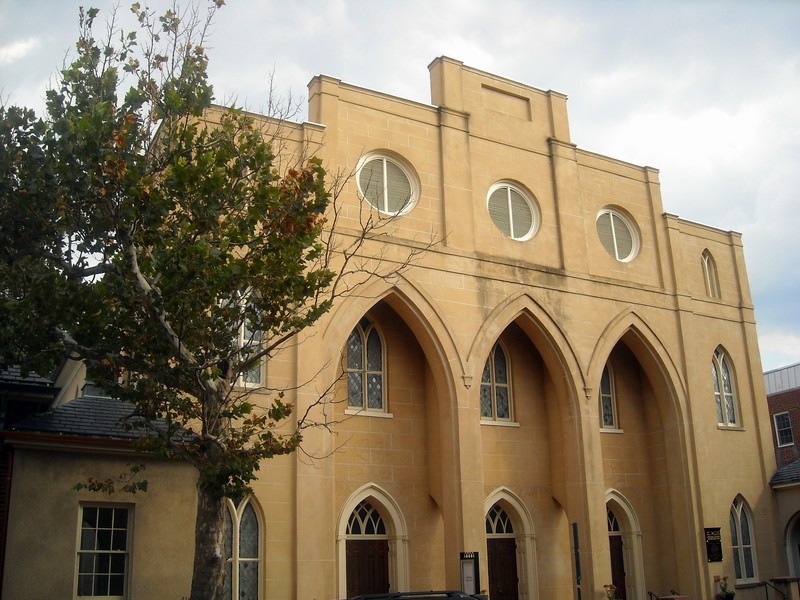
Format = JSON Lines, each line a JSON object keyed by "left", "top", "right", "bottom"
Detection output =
{"left": 346, "top": 500, "right": 390, "bottom": 597}
{"left": 607, "top": 508, "right": 627, "bottom": 600}
{"left": 606, "top": 491, "right": 646, "bottom": 600}
{"left": 337, "top": 484, "right": 410, "bottom": 599}
{"left": 486, "top": 503, "right": 519, "bottom": 600}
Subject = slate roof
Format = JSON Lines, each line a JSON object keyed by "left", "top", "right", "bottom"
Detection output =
{"left": 8, "top": 394, "right": 191, "bottom": 443}
{"left": 770, "top": 458, "right": 800, "bottom": 487}
{"left": 0, "top": 366, "right": 55, "bottom": 387}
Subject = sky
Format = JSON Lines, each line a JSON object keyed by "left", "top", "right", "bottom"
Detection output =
{"left": 1, "top": 0, "right": 799, "bottom": 372}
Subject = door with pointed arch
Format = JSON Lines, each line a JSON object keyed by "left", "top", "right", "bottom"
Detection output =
{"left": 486, "top": 503, "right": 519, "bottom": 600}
{"left": 346, "top": 499, "right": 390, "bottom": 597}
{"left": 607, "top": 508, "right": 627, "bottom": 600}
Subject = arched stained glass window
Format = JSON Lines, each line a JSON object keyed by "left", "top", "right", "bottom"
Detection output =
{"left": 480, "top": 344, "right": 512, "bottom": 421}
{"left": 600, "top": 363, "right": 618, "bottom": 430}
{"left": 224, "top": 497, "right": 261, "bottom": 600}
{"left": 730, "top": 497, "right": 757, "bottom": 581}
{"left": 713, "top": 348, "right": 739, "bottom": 427}
{"left": 347, "top": 317, "right": 385, "bottom": 412}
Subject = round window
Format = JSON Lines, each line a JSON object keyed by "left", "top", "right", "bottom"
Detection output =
{"left": 596, "top": 208, "right": 640, "bottom": 262}
{"left": 356, "top": 153, "right": 418, "bottom": 215}
{"left": 487, "top": 183, "right": 539, "bottom": 241}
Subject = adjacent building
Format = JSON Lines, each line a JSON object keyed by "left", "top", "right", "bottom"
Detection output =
{"left": 1, "top": 58, "right": 785, "bottom": 600}
{"left": 766, "top": 363, "right": 800, "bottom": 578}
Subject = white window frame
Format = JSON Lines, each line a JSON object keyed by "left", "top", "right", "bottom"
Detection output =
{"left": 345, "top": 317, "right": 388, "bottom": 415}
{"left": 774, "top": 411, "right": 794, "bottom": 447}
{"left": 599, "top": 363, "right": 620, "bottom": 431}
{"left": 356, "top": 152, "right": 419, "bottom": 216}
{"left": 730, "top": 496, "right": 758, "bottom": 582}
{"left": 226, "top": 289, "right": 264, "bottom": 388}
{"left": 486, "top": 182, "right": 540, "bottom": 241}
{"left": 480, "top": 343, "right": 514, "bottom": 423}
{"left": 712, "top": 348, "right": 740, "bottom": 427}
{"left": 702, "top": 249, "right": 721, "bottom": 299}
{"left": 76, "top": 504, "right": 132, "bottom": 600}
{"left": 596, "top": 207, "right": 640, "bottom": 262}
{"left": 224, "top": 496, "right": 263, "bottom": 600}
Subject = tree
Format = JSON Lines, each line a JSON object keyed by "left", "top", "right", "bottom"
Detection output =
{"left": 0, "top": 3, "right": 423, "bottom": 599}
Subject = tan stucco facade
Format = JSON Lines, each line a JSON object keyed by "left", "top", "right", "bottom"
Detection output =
{"left": 2, "top": 58, "right": 782, "bottom": 600}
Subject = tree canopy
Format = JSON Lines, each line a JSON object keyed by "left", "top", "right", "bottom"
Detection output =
{"left": 0, "top": 3, "right": 344, "bottom": 598}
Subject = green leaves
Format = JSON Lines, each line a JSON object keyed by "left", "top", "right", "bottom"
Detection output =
{"left": 1, "top": 2, "right": 334, "bottom": 504}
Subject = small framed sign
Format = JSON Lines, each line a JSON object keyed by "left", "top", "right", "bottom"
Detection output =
{"left": 705, "top": 527, "right": 723, "bottom": 562}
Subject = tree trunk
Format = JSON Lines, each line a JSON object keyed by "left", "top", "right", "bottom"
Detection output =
{"left": 189, "top": 481, "right": 226, "bottom": 600}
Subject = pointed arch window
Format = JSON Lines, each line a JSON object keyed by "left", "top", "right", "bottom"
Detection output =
{"left": 730, "top": 497, "right": 757, "bottom": 582}
{"left": 712, "top": 348, "right": 739, "bottom": 427}
{"left": 702, "top": 250, "right": 721, "bottom": 299}
{"left": 486, "top": 504, "right": 515, "bottom": 536}
{"left": 224, "top": 496, "right": 262, "bottom": 600}
{"left": 346, "top": 317, "right": 386, "bottom": 413}
{"left": 347, "top": 500, "right": 387, "bottom": 536}
{"left": 480, "top": 343, "right": 512, "bottom": 421}
{"left": 607, "top": 509, "right": 620, "bottom": 533}
{"left": 600, "top": 363, "right": 619, "bottom": 430}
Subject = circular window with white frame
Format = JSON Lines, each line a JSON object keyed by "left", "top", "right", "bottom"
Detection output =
{"left": 596, "top": 207, "right": 640, "bottom": 262}
{"left": 356, "top": 152, "right": 419, "bottom": 216}
{"left": 486, "top": 182, "right": 539, "bottom": 241}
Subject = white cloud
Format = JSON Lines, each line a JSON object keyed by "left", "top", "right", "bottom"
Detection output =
{"left": 0, "top": 37, "right": 39, "bottom": 66}
{"left": 758, "top": 329, "right": 800, "bottom": 372}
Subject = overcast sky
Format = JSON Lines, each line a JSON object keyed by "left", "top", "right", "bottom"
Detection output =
{"left": 2, "top": 0, "right": 798, "bottom": 373}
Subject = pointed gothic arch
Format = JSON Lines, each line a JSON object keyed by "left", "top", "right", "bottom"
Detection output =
{"left": 605, "top": 489, "right": 646, "bottom": 600}
{"left": 337, "top": 483, "right": 409, "bottom": 598}
{"left": 485, "top": 487, "right": 539, "bottom": 600}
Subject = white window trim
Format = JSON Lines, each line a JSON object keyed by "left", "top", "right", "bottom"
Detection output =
{"left": 480, "top": 342, "right": 515, "bottom": 423}
{"left": 356, "top": 152, "right": 419, "bottom": 216}
{"left": 225, "top": 496, "right": 264, "bottom": 600}
{"left": 774, "top": 411, "right": 794, "bottom": 447}
{"left": 345, "top": 318, "right": 388, "bottom": 414}
{"left": 713, "top": 348, "right": 740, "bottom": 428}
{"left": 731, "top": 496, "right": 758, "bottom": 583}
{"left": 76, "top": 503, "right": 132, "bottom": 600}
{"left": 599, "top": 363, "right": 621, "bottom": 431}
{"left": 486, "top": 181, "right": 540, "bottom": 241}
{"left": 596, "top": 207, "right": 640, "bottom": 262}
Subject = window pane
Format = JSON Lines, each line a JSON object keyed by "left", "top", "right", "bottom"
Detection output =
{"left": 225, "top": 508, "right": 233, "bottom": 560}
{"left": 79, "top": 553, "right": 96, "bottom": 574}
{"left": 109, "top": 574, "right": 125, "bottom": 596}
{"left": 602, "top": 396, "right": 615, "bottom": 428}
{"left": 612, "top": 214, "right": 633, "bottom": 258}
{"left": 347, "top": 372, "right": 363, "bottom": 407}
{"left": 744, "top": 547, "right": 754, "bottom": 578}
{"left": 386, "top": 161, "right": 412, "bottom": 213}
{"left": 78, "top": 574, "right": 94, "bottom": 596}
{"left": 733, "top": 549, "right": 742, "bottom": 580}
{"left": 741, "top": 510, "right": 751, "bottom": 545}
{"left": 367, "top": 374, "right": 383, "bottom": 409}
{"left": 359, "top": 158, "right": 385, "bottom": 208}
{"left": 596, "top": 212, "right": 615, "bottom": 256}
{"left": 730, "top": 511, "right": 739, "bottom": 546}
{"left": 726, "top": 395, "right": 737, "bottom": 424}
{"left": 239, "top": 560, "right": 258, "bottom": 600}
{"left": 240, "top": 504, "right": 259, "bottom": 559}
{"left": 81, "top": 529, "right": 96, "bottom": 551}
{"left": 488, "top": 188, "right": 512, "bottom": 237}
{"left": 493, "top": 347, "right": 508, "bottom": 384}
{"left": 224, "top": 562, "right": 233, "bottom": 600}
{"left": 112, "top": 529, "right": 127, "bottom": 551}
{"left": 601, "top": 367, "right": 611, "bottom": 395}
{"left": 496, "top": 387, "right": 510, "bottom": 419}
{"left": 98, "top": 530, "right": 112, "bottom": 550}
{"left": 347, "top": 330, "right": 363, "bottom": 370}
{"left": 481, "top": 359, "right": 491, "bottom": 384}
{"left": 509, "top": 189, "right": 532, "bottom": 239}
{"left": 480, "top": 384, "right": 493, "bottom": 418}
{"left": 366, "top": 329, "right": 382, "bottom": 371}
{"left": 721, "top": 358, "right": 732, "bottom": 393}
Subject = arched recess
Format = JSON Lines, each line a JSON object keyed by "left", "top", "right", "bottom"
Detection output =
{"left": 587, "top": 308, "right": 687, "bottom": 426}
{"left": 466, "top": 290, "right": 583, "bottom": 422}
{"left": 337, "top": 483, "right": 410, "bottom": 598}
{"left": 321, "top": 275, "right": 463, "bottom": 407}
{"left": 605, "top": 489, "right": 646, "bottom": 600}
{"left": 784, "top": 511, "right": 800, "bottom": 576}
{"left": 485, "top": 487, "right": 539, "bottom": 600}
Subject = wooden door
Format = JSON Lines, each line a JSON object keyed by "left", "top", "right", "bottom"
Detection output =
{"left": 487, "top": 537, "right": 519, "bottom": 600}
{"left": 346, "top": 539, "right": 389, "bottom": 598}
{"left": 609, "top": 535, "right": 627, "bottom": 600}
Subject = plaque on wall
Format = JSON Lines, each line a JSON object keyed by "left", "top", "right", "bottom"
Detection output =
{"left": 705, "top": 527, "right": 723, "bottom": 562}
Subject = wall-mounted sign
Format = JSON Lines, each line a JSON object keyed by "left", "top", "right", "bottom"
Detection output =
{"left": 705, "top": 527, "right": 723, "bottom": 562}
{"left": 460, "top": 552, "right": 480, "bottom": 594}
